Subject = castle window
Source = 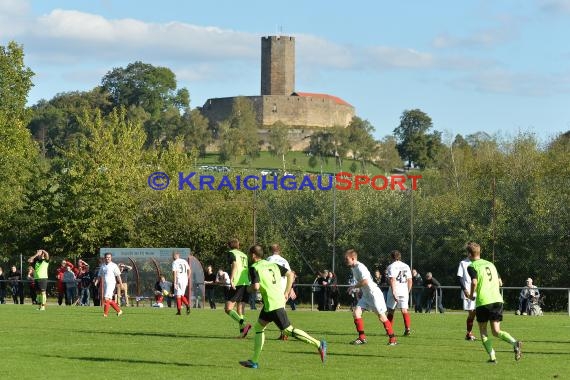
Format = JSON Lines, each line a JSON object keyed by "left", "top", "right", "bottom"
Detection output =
{"left": 272, "top": 104, "right": 277, "bottom": 113}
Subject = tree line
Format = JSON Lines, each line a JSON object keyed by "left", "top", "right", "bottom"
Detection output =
{"left": 1, "top": 42, "right": 569, "bottom": 300}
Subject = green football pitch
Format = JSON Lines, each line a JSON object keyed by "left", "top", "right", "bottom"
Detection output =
{"left": 0, "top": 304, "right": 567, "bottom": 379}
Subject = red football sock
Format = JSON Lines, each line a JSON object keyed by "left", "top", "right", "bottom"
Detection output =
{"left": 110, "top": 300, "right": 120, "bottom": 312}
{"left": 403, "top": 312, "right": 411, "bottom": 329}
{"left": 354, "top": 318, "right": 366, "bottom": 340}
{"left": 176, "top": 297, "right": 182, "bottom": 311}
{"left": 104, "top": 300, "right": 110, "bottom": 315}
{"left": 181, "top": 296, "right": 189, "bottom": 306}
{"left": 383, "top": 320, "right": 394, "bottom": 336}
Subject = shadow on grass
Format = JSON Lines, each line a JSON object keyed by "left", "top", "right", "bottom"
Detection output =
{"left": 71, "top": 329, "right": 230, "bottom": 340}
{"left": 41, "top": 354, "right": 224, "bottom": 368}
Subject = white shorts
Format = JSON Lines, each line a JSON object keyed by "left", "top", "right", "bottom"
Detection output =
{"left": 174, "top": 278, "right": 189, "bottom": 296}
{"left": 357, "top": 289, "right": 387, "bottom": 314}
{"left": 386, "top": 292, "right": 409, "bottom": 310}
{"left": 103, "top": 282, "right": 116, "bottom": 299}
{"left": 463, "top": 298, "right": 476, "bottom": 311}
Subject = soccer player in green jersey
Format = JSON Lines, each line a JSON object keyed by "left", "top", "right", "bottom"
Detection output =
{"left": 466, "top": 242, "right": 522, "bottom": 363}
{"left": 224, "top": 238, "right": 252, "bottom": 338}
{"left": 28, "top": 249, "right": 50, "bottom": 310}
{"left": 239, "top": 245, "right": 327, "bottom": 369}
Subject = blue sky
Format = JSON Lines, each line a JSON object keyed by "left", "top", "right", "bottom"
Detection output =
{"left": 1, "top": 0, "right": 569, "bottom": 143}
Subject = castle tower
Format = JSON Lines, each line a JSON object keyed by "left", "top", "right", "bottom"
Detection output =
{"left": 261, "top": 36, "right": 295, "bottom": 96}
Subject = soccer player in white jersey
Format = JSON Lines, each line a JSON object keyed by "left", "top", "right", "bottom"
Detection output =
{"left": 386, "top": 250, "right": 412, "bottom": 336}
{"left": 172, "top": 251, "right": 191, "bottom": 315}
{"left": 345, "top": 249, "right": 397, "bottom": 346}
{"left": 266, "top": 243, "right": 292, "bottom": 340}
{"left": 457, "top": 252, "right": 477, "bottom": 340}
{"left": 95, "top": 252, "right": 123, "bottom": 317}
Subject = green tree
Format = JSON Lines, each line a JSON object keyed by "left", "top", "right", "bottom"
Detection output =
{"left": 101, "top": 61, "right": 190, "bottom": 143}
{"left": 177, "top": 108, "right": 212, "bottom": 156}
{"left": 346, "top": 117, "right": 378, "bottom": 172}
{"left": 0, "top": 42, "right": 39, "bottom": 260}
{"left": 0, "top": 41, "right": 34, "bottom": 122}
{"left": 45, "top": 108, "right": 147, "bottom": 255}
{"left": 393, "top": 109, "right": 441, "bottom": 169}
{"left": 218, "top": 97, "right": 260, "bottom": 164}
{"left": 268, "top": 121, "right": 291, "bottom": 170}
{"left": 28, "top": 88, "right": 112, "bottom": 157}
{"left": 375, "top": 135, "right": 402, "bottom": 172}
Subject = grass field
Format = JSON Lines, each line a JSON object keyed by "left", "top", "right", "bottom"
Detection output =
{"left": 1, "top": 304, "right": 568, "bottom": 380}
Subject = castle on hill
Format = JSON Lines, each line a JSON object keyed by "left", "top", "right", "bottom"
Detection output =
{"left": 199, "top": 36, "right": 355, "bottom": 150}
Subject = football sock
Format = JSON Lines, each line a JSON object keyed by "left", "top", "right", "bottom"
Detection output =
{"left": 176, "top": 297, "right": 182, "bottom": 311}
{"left": 181, "top": 296, "right": 189, "bottom": 306}
{"left": 252, "top": 322, "right": 266, "bottom": 363}
{"left": 354, "top": 318, "right": 366, "bottom": 340}
{"left": 403, "top": 312, "right": 411, "bottom": 329}
{"left": 498, "top": 330, "right": 516, "bottom": 345}
{"left": 382, "top": 320, "right": 394, "bottom": 337}
{"left": 466, "top": 317, "right": 474, "bottom": 333}
{"left": 109, "top": 300, "right": 120, "bottom": 312}
{"left": 482, "top": 336, "right": 496, "bottom": 360}
{"left": 104, "top": 300, "right": 110, "bottom": 315}
{"left": 283, "top": 325, "right": 320, "bottom": 347}
{"left": 228, "top": 309, "right": 242, "bottom": 324}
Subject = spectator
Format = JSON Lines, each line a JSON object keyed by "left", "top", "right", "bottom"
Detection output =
{"left": 7, "top": 265, "right": 23, "bottom": 304}
{"left": 0, "top": 267, "right": 6, "bottom": 304}
{"left": 216, "top": 268, "right": 231, "bottom": 301}
{"left": 27, "top": 266, "right": 37, "bottom": 305}
{"left": 63, "top": 266, "right": 78, "bottom": 305}
{"left": 326, "top": 271, "right": 339, "bottom": 311}
{"left": 117, "top": 263, "right": 133, "bottom": 307}
{"left": 154, "top": 275, "right": 173, "bottom": 308}
{"left": 347, "top": 275, "right": 360, "bottom": 311}
{"left": 203, "top": 265, "right": 217, "bottom": 310}
{"left": 372, "top": 269, "right": 383, "bottom": 287}
{"left": 56, "top": 260, "right": 76, "bottom": 306}
{"left": 286, "top": 271, "right": 298, "bottom": 311}
{"left": 77, "top": 263, "right": 93, "bottom": 306}
{"left": 517, "top": 278, "right": 540, "bottom": 316}
{"left": 411, "top": 269, "right": 423, "bottom": 313}
{"left": 423, "top": 272, "right": 445, "bottom": 313}
{"left": 315, "top": 270, "right": 329, "bottom": 311}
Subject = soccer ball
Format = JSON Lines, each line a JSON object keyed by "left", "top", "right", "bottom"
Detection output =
{"left": 162, "top": 289, "right": 169, "bottom": 296}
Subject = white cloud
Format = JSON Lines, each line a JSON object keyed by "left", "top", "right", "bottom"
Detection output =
{"left": 538, "top": 0, "right": 570, "bottom": 13}
{"left": 449, "top": 69, "right": 570, "bottom": 96}
{"left": 0, "top": 0, "right": 31, "bottom": 38}
{"left": 432, "top": 27, "right": 516, "bottom": 49}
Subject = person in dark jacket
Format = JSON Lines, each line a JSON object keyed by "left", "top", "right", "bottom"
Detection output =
{"left": 423, "top": 272, "right": 445, "bottom": 313}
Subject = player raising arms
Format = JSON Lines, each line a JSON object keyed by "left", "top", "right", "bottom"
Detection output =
{"left": 466, "top": 242, "right": 522, "bottom": 363}
{"left": 386, "top": 250, "right": 413, "bottom": 336}
{"left": 225, "top": 238, "right": 252, "bottom": 338}
{"left": 94, "top": 252, "right": 123, "bottom": 317}
{"left": 172, "top": 251, "right": 191, "bottom": 315}
{"left": 345, "top": 249, "right": 397, "bottom": 346}
{"left": 239, "top": 245, "right": 326, "bottom": 369}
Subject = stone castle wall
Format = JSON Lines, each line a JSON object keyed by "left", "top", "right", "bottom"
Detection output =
{"left": 201, "top": 95, "right": 354, "bottom": 130}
